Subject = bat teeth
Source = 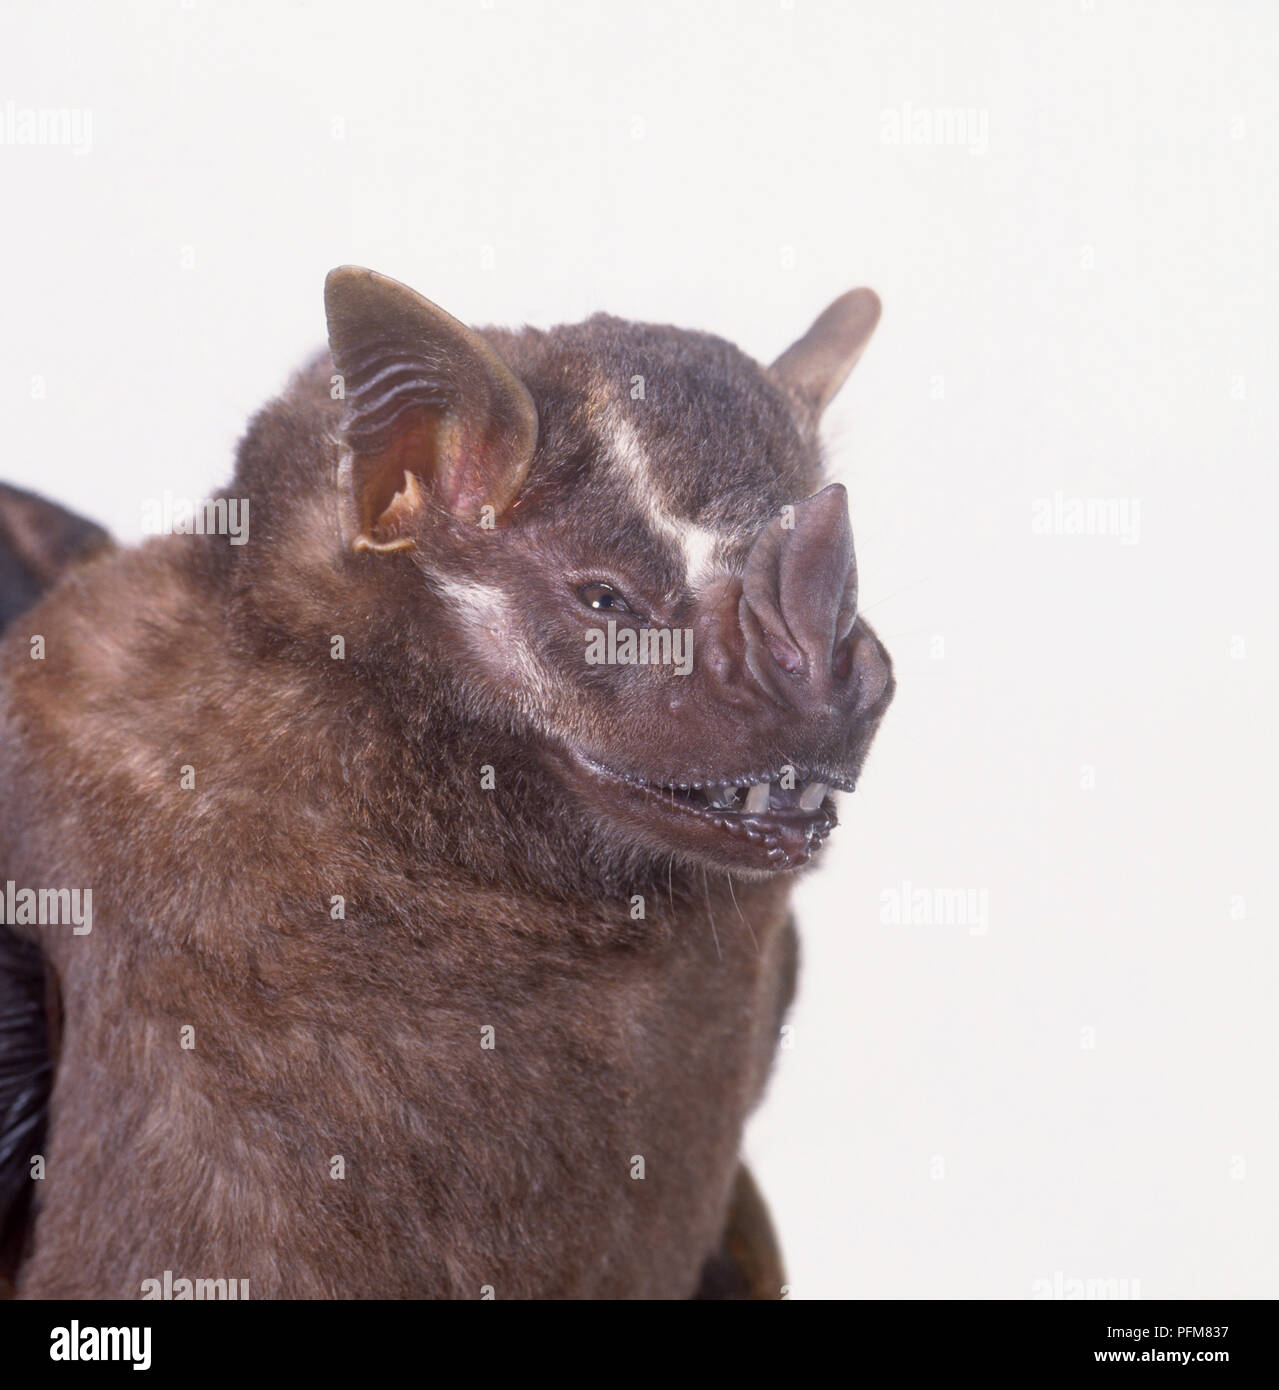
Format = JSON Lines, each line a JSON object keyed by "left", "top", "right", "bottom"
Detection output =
{"left": 705, "top": 784, "right": 742, "bottom": 809}
{"left": 647, "top": 772, "right": 838, "bottom": 819}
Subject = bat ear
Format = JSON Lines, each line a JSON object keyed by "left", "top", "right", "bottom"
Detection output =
{"left": 770, "top": 289, "right": 882, "bottom": 422}
{"left": 324, "top": 266, "right": 538, "bottom": 552}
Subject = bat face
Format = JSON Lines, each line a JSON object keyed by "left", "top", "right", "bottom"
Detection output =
{"left": 322, "top": 270, "right": 894, "bottom": 878}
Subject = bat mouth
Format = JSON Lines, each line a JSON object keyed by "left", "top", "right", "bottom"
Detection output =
{"left": 566, "top": 754, "right": 852, "bottom": 872}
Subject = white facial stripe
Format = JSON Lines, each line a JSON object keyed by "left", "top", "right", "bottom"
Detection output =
{"left": 435, "top": 576, "right": 561, "bottom": 721}
{"left": 436, "top": 577, "right": 506, "bottom": 631}
{"left": 605, "top": 409, "right": 728, "bottom": 591}
{"left": 653, "top": 514, "right": 721, "bottom": 591}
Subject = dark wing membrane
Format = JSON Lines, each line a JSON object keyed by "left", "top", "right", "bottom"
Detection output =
{"left": 0, "top": 482, "right": 111, "bottom": 610}
{"left": 0, "top": 932, "right": 51, "bottom": 1290}
{"left": 0, "top": 540, "right": 44, "bottom": 632}
{"left": 693, "top": 1164, "right": 787, "bottom": 1300}
{"left": 0, "top": 483, "right": 110, "bottom": 1292}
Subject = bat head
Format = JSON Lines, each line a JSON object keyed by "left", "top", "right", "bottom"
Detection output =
{"left": 246, "top": 268, "right": 894, "bottom": 880}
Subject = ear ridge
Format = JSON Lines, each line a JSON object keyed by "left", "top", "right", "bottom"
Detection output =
{"left": 339, "top": 350, "right": 452, "bottom": 458}
{"left": 324, "top": 266, "right": 538, "bottom": 543}
{"left": 770, "top": 288, "right": 882, "bottom": 421}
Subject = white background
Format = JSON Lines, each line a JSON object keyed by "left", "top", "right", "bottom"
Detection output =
{"left": 4, "top": 0, "right": 1275, "bottom": 1298}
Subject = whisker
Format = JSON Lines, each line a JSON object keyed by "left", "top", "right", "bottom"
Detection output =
{"left": 726, "top": 872, "right": 759, "bottom": 955}
{"left": 858, "top": 575, "right": 930, "bottom": 613}
{"left": 702, "top": 867, "right": 722, "bottom": 961}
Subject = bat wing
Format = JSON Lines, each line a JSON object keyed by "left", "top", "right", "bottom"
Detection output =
{"left": 0, "top": 482, "right": 112, "bottom": 630}
{"left": 0, "top": 483, "right": 110, "bottom": 1293}
{"left": 693, "top": 1164, "right": 787, "bottom": 1300}
{"left": 0, "top": 929, "right": 51, "bottom": 1293}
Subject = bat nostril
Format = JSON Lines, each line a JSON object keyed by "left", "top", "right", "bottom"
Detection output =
{"left": 832, "top": 637, "right": 854, "bottom": 682}
{"left": 765, "top": 632, "right": 803, "bottom": 674}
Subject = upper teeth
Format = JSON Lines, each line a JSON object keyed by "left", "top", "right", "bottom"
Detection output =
{"left": 685, "top": 779, "right": 833, "bottom": 813}
{"left": 706, "top": 785, "right": 742, "bottom": 809}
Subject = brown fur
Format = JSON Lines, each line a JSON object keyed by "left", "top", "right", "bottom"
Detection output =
{"left": 0, "top": 270, "right": 892, "bottom": 1298}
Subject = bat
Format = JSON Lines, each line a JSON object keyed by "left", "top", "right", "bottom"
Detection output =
{"left": 0, "top": 267, "right": 893, "bottom": 1298}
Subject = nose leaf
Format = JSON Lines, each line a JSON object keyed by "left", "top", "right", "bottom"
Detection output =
{"left": 740, "top": 484, "right": 858, "bottom": 706}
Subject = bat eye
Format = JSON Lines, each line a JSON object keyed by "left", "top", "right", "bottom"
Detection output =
{"left": 577, "top": 581, "right": 635, "bottom": 615}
